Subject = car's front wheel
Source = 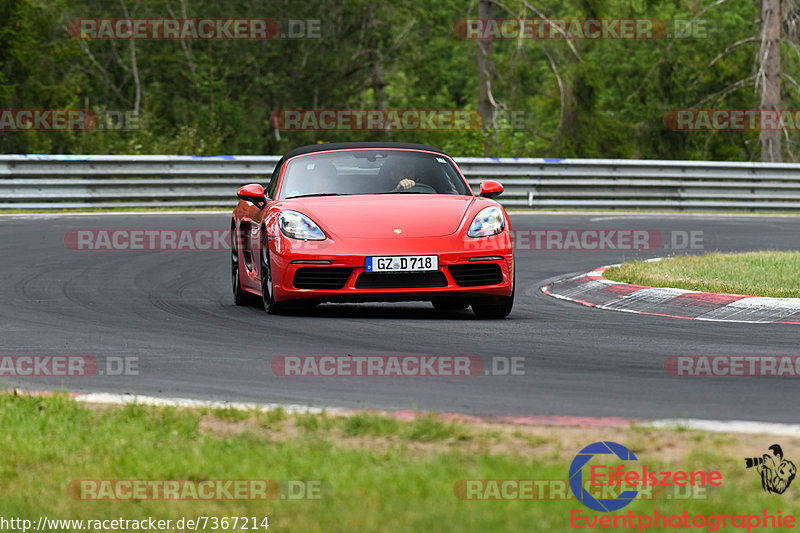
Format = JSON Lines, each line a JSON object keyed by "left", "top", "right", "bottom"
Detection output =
{"left": 259, "top": 243, "right": 317, "bottom": 315}
{"left": 471, "top": 289, "right": 514, "bottom": 319}
{"left": 471, "top": 270, "right": 514, "bottom": 319}
{"left": 259, "top": 241, "right": 285, "bottom": 314}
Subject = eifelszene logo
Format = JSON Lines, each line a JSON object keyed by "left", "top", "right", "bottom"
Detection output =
{"left": 569, "top": 441, "right": 723, "bottom": 513}
{"left": 569, "top": 441, "right": 639, "bottom": 512}
{"left": 745, "top": 444, "right": 797, "bottom": 495}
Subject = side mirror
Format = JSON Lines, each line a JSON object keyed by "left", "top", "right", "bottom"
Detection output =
{"left": 479, "top": 180, "right": 503, "bottom": 199}
{"left": 237, "top": 183, "right": 267, "bottom": 209}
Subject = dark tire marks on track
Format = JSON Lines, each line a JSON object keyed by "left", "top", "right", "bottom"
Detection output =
{"left": 0, "top": 212, "right": 799, "bottom": 423}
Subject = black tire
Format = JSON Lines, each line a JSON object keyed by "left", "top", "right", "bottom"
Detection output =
{"left": 471, "top": 290, "right": 514, "bottom": 319}
{"left": 259, "top": 240, "right": 285, "bottom": 314}
{"left": 232, "top": 225, "right": 258, "bottom": 306}
{"left": 259, "top": 239, "right": 317, "bottom": 315}
{"left": 431, "top": 297, "right": 470, "bottom": 312}
{"left": 471, "top": 271, "right": 514, "bottom": 319}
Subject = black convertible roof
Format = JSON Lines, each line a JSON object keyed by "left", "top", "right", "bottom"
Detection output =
{"left": 282, "top": 142, "right": 449, "bottom": 159}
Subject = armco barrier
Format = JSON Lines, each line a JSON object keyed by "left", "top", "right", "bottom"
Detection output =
{"left": 3, "top": 154, "right": 800, "bottom": 210}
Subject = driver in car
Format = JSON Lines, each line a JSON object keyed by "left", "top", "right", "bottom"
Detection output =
{"left": 386, "top": 159, "right": 417, "bottom": 192}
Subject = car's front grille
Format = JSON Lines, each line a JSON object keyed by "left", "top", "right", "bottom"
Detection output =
{"left": 354, "top": 271, "right": 448, "bottom": 289}
{"left": 449, "top": 263, "right": 504, "bottom": 287}
{"left": 293, "top": 267, "right": 352, "bottom": 289}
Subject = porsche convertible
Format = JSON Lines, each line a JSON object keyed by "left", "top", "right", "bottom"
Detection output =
{"left": 231, "top": 142, "right": 514, "bottom": 318}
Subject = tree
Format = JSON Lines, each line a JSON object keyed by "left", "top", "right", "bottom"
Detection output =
{"left": 759, "top": 0, "right": 782, "bottom": 161}
{"left": 477, "top": 0, "right": 495, "bottom": 129}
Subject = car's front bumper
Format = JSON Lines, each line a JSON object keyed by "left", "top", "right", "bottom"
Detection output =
{"left": 269, "top": 233, "right": 513, "bottom": 303}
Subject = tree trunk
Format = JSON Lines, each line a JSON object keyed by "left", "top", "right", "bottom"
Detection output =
{"left": 372, "top": 54, "right": 387, "bottom": 111}
{"left": 477, "top": 0, "right": 494, "bottom": 129}
{"left": 760, "top": 0, "right": 781, "bottom": 162}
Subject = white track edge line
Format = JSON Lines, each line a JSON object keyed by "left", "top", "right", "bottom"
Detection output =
{"left": 71, "top": 392, "right": 800, "bottom": 436}
{"left": 643, "top": 419, "right": 800, "bottom": 436}
{"left": 73, "top": 392, "right": 344, "bottom": 415}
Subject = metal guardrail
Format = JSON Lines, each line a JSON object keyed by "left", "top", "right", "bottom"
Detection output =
{"left": 0, "top": 155, "right": 281, "bottom": 209}
{"left": 4, "top": 154, "right": 800, "bottom": 210}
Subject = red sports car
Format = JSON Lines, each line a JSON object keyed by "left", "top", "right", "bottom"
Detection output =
{"left": 231, "top": 142, "right": 514, "bottom": 318}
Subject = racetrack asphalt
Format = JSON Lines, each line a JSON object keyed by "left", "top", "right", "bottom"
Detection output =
{"left": 1, "top": 212, "right": 799, "bottom": 423}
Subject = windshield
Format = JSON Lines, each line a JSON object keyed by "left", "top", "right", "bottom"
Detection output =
{"left": 278, "top": 150, "right": 472, "bottom": 200}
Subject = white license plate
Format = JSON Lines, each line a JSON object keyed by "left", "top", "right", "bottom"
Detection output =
{"left": 365, "top": 255, "right": 438, "bottom": 272}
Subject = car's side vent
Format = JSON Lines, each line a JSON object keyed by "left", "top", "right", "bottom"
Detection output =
{"left": 293, "top": 267, "right": 352, "bottom": 289}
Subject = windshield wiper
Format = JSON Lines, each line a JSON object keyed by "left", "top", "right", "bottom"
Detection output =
{"left": 286, "top": 192, "right": 347, "bottom": 199}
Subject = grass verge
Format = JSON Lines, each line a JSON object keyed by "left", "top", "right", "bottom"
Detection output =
{"left": 1, "top": 394, "right": 798, "bottom": 532}
{"left": 604, "top": 251, "right": 800, "bottom": 298}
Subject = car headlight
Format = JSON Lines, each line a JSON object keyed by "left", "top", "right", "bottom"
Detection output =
{"left": 278, "top": 210, "right": 326, "bottom": 240}
{"left": 468, "top": 206, "right": 504, "bottom": 237}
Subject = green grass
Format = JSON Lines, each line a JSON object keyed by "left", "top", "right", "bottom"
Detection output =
{"left": 605, "top": 251, "right": 800, "bottom": 297}
{"left": 1, "top": 394, "right": 797, "bottom": 532}
{"left": 210, "top": 406, "right": 253, "bottom": 422}
{"left": 256, "top": 406, "right": 287, "bottom": 426}
{"left": 342, "top": 412, "right": 401, "bottom": 437}
{"left": 404, "top": 413, "right": 470, "bottom": 442}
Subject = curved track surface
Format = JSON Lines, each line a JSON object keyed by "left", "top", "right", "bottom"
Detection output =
{"left": 1, "top": 212, "right": 799, "bottom": 423}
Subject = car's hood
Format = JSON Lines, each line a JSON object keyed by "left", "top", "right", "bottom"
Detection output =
{"left": 285, "top": 195, "right": 475, "bottom": 238}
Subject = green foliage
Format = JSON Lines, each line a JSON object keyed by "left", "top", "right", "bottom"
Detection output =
{"left": 1, "top": 0, "right": 788, "bottom": 159}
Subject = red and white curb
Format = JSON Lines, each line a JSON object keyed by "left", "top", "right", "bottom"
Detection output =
{"left": 542, "top": 262, "right": 800, "bottom": 324}
{"left": 7, "top": 389, "right": 800, "bottom": 436}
